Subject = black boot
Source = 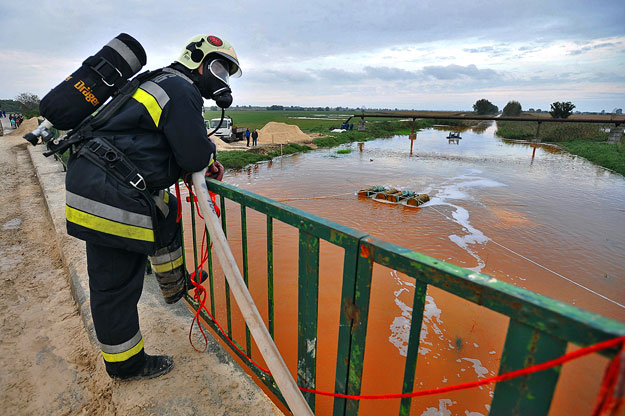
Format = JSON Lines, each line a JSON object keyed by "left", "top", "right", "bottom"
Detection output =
{"left": 187, "top": 269, "right": 208, "bottom": 288}
{"left": 111, "top": 354, "right": 174, "bottom": 381}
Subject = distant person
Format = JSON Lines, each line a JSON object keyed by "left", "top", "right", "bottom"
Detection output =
{"left": 245, "top": 127, "right": 251, "bottom": 146}
{"left": 10, "top": 117, "right": 16, "bottom": 129}
{"left": 252, "top": 129, "right": 258, "bottom": 146}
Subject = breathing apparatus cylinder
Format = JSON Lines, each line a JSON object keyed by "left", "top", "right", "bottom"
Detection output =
{"left": 39, "top": 33, "right": 146, "bottom": 130}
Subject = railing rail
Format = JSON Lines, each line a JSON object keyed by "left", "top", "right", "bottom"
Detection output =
{"left": 182, "top": 178, "right": 625, "bottom": 416}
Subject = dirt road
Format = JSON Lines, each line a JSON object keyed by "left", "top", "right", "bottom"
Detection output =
{"left": 0, "top": 120, "right": 281, "bottom": 415}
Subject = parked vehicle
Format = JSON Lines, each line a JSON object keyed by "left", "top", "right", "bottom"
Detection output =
{"left": 206, "top": 116, "right": 247, "bottom": 142}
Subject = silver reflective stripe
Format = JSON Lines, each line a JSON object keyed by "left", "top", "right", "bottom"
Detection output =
{"left": 150, "top": 246, "right": 183, "bottom": 265}
{"left": 66, "top": 191, "right": 152, "bottom": 228}
{"left": 100, "top": 330, "right": 142, "bottom": 354}
{"left": 152, "top": 190, "right": 169, "bottom": 217}
{"left": 162, "top": 67, "right": 194, "bottom": 84}
{"left": 106, "top": 38, "right": 142, "bottom": 73}
{"left": 140, "top": 81, "right": 170, "bottom": 109}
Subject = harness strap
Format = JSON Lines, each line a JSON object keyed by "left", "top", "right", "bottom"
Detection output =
{"left": 84, "top": 55, "right": 123, "bottom": 87}
{"left": 79, "top": 137, "right": 147, "bottom": 191}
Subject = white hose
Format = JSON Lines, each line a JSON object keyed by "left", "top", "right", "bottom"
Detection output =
{"left": 191, "top": 171, "right": 313, "bottom": 416}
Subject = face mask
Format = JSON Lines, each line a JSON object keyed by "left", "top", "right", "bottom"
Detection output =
{"left": 196, "top": 59, "right": 233, "bottom": 108}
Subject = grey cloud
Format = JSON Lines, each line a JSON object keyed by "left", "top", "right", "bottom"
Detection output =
{"left": 3, "top": 0, "right": 625, "bottom": 66}
{"left": 248, "top": 69, "right": 317, "bottom": 84}
{"left": 464, "top": 46, "right": 495, "bottom": 53}
{"left": 568, "top": 41, "right": 618, "bottom": 55}
{"left": 246, "top": 64, "right": 503, "bottom": 88}
{"left": 463, "top": 45, "right": 510, "bottom": 58}
{"left": 363, "top": 66, "right": 416, "bottom": 81}
{"left": 421, "top": 64, "right": 499, "bottom": 81}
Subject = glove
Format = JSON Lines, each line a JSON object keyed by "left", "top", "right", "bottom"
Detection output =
{"left": 206, "top": 160, "right": 224, "bottom": 182}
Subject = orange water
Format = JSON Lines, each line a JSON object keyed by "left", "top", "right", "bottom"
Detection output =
{"left": 183, "top": 123, "right": 625, "bottom": 415}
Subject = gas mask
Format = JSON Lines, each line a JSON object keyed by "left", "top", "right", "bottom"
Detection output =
{"left": 196, "top": 58, "right": 233, "bottom": 108}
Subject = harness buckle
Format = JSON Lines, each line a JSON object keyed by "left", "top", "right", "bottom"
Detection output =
{"left": 88, "top": 141, "right": 102, "bottom": 153}
{"left": 104, "top": 150, "right": 119, "bottom": 163}
{"left": 130, "top": 173, "right": 147, "bottom": 191}
{"left": 91, "top": 57, "right": 123, "bottom": 87}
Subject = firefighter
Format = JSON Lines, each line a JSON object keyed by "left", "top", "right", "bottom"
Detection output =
{"left": 64, "top": 34, "right": 241, "bottom": 380}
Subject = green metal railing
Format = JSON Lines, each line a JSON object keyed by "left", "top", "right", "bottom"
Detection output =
{"left": 182, "top": 178, "right": 625, "bottom": 416}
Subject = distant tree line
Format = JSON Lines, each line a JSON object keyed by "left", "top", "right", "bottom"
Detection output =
{"left": 0, "top": 93, "right": 41, "bottom": 118}
{"left": 473, "top": 98, "right": 587, "bottom": 119}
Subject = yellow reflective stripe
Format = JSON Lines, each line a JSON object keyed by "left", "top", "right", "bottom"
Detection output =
{"left": 132, "top": 88, "right": 163, "bottom": 127}
{"left": 101, "top": 338, "right": 144, "bottom": 363}
{"left": 163, "top": 191, "right": 169, "bottom": 204}
{"left": 66, "top": 206, "right": 154, "bottom": 242}
{"left": 152, "top": 256, "right": 184, "bottom": 273}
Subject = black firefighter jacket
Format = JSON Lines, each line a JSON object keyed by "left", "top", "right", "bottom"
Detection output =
{"left": 65, "top": 67, "right": 216, "bottom": 254}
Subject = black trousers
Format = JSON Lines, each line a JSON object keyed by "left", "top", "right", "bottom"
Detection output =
{"left": 86, "top": 242, "right": 147, "bottom": 377}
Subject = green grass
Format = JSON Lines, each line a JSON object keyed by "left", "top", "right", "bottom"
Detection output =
{"left": 217, "top": 151, "right": 270, "bottom": 169}
{"left": 557, "top": 141, "right": 625, "bottom": 176}
{"left": 495, "top": 120, "right": 623, "bottom": 176}
{"left": 313, "top": 119, "right": 435, "bottom": 148}
{"left": 336, "top": 149, "right": 352, "bottom": 154}
{"left": 496, "top": 121, "right": 609, "bottom": 142}
{"left": 218, "top": 143, "right": 312, "bottom": 169}
{"left": 214, "top": 116, "right": 440, "bottom": 169}
{"left": 204, "top": 110, "right": 354, "bottom": 131}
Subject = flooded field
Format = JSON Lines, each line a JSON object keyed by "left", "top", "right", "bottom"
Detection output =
{"left": 184, "top": 123, "right": 625, "bottom": 415}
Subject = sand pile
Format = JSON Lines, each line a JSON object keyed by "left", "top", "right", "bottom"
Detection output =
{"left": 258, "top": 122, "right": 312, "bottom": 144}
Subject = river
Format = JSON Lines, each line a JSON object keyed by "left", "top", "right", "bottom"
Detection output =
{"left": 186, "top": 122, "right": 625, "bottom": 415}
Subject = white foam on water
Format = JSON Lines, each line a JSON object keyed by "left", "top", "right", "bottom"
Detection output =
{"left": 423, "top": 172, "right": 506, "bottom": 272}
{"left": 389, "top": 287, "right": 413, "bottom": 356}
{"left": 388, "top": 272, "right": 445, "bottom": 357}
{"left": 420, "top": 399, "right": 455, "bottom": 416}
{"left": 461, "top": 358, "right": 490, "bottom": 378}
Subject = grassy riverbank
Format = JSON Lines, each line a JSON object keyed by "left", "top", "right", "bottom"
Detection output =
{"left": 496, "top": 120, "right": 624, "bottom": 176}
{"left": 495, "top": 121, "right": 609, "bottom": 142}
{"left": 558, "top": 141, "right": 625, "bottom": 175}
{"left": 218, "top": 143, "right": 312, "bottom": 169}
{"left": 217, "top": 118, "right": 437, "bottom": 169}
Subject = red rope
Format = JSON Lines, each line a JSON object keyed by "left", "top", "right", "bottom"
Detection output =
{"left": 181, "top": 181, "right": 625, "bottom": 408}
{"left": 174, "top": 182, "right": 182, "bottom": 223}
{"left": 297, "top": 336, "right": 625, "bottom": 400}
{"left": 592, "top": 343, "right": 625, "bottom": 416}
{"left": 184, "top": 182, "right": 270, "bottom": 373}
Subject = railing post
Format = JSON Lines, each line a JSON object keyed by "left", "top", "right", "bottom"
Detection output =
{"left": 332, "top": 238, "right": 361, "bottom": 415}
{"left": 267, "top": 216, "right": 275, "bottom": 338}
{"left": 241, "top": 205, "right": 252, "bottom": 355}
{"left": 344, "top": 239, "right": 375, "bottom": 416}
{"left": 298, "top": 228, "right": 320, "bottom": 410}
{"left": 534, "top": 121, "right": 542, "bottom": 143}
{"left": 399, "top": 281, "right": 427, "bottom": 416}
{"left": 490, "top": 320, "right": 567, "bottom": 415}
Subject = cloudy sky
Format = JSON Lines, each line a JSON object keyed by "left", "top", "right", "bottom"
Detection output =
{"left": 1, "top": 0, "right": 624, "bottom": 112}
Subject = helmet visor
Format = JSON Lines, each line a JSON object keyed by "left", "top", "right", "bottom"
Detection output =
{"left": 209, "top": 59, "right": 231, "bottom": 85}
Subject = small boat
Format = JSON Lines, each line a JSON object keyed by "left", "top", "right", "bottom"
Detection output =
{"left": 357, "top": 186, "right": 430, "bottom": 207}
{"left": 446, "top": 132, "right": 462, "bottom": 139}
